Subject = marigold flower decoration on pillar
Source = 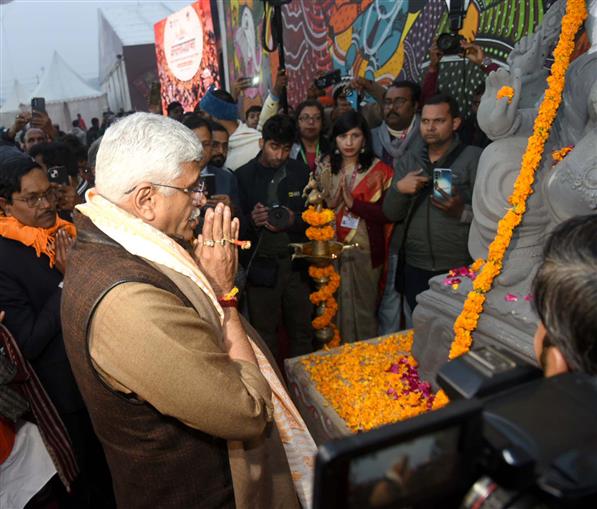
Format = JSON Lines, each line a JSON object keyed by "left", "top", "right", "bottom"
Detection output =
{"left": 302, "top": 206, "right": 342, "bottom": 348}
{"left": 448, "top": 0, "right": 588, "bottom": 361}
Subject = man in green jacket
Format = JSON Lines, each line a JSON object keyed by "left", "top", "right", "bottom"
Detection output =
{"left": 383, "top": 94, "right": 483, "bottom": 312}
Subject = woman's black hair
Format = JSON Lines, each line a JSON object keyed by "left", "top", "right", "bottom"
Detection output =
{"left": 329, "top": 110, "right": 374, "bottom": 174}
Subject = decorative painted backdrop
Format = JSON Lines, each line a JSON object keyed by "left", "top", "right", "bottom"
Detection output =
{"left": 222, "top": 0, "right": 557, "bottom": 111}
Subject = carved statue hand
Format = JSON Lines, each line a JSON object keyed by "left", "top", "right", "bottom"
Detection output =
{"left": 477, "top": 68, "right": 522, "bottom": 140}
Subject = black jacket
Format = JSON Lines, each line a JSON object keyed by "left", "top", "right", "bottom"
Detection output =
{"left": 236, "top": 155, "right": 310, "bottom": 263}
{"left": 0, "top": 236, "right": 84, "bottom": 415}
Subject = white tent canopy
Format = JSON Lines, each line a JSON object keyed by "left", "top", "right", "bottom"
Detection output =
{"left": 0, "top": 80, "right": 31, "bottom": 129}
{"left": 98, "top": 3, "right": 172, "bottom": 111}
{"left": 29, "top": 51, "right": 108, "bottom": 131}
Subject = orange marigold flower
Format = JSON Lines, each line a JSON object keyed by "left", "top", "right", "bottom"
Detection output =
{"left": 432, "top": 390, "right": 450, "bottom": 410}
{"left": 551, "top": 145, "right": 574, "bottom": 163}
{"left": 496, "top": 86, "right": 515, "bottom": 103}
{"left": 302, "top": 206, "right": 335, "bottom": 226}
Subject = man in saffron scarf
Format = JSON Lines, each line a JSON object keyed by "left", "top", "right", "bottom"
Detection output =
{"left": 0, "top": 146, "right": 114, "bottom": 507}
{"left": 61, "top": 113, "right": 315, "bottom": 509}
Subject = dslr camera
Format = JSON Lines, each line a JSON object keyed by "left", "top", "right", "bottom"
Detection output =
{"left": 313, "top": 345, "right": 597, "bottom": 509}
{"left": 436, "top": 0, "right": 466, "bottom": 56}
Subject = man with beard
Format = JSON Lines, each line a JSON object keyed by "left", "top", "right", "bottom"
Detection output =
{"left": 383, "top": 94, "right": 482, "bottom": 315}
{"left": 371, "top": 80, "right": 422, "bottom": 167}
{"left": 236, "top": 115, "right": 313, "bottom": 360}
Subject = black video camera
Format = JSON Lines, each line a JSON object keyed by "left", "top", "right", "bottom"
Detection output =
{"left": 313, "top": 345, "right": 597, "bottom": 509}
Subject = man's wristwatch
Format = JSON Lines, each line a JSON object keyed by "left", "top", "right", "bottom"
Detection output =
{"left": 480, "top": 56, "right": 493, "bottom": 71}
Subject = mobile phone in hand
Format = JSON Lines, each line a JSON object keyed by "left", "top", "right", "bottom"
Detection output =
{"left": 31, "top": 97, "right": 46, "bottom": 114}
{"left": 47, "top": 166, "right": 70, "bottom": 186}
{"left": 202, "top": 173, "right": 216, "bottom": 197}
{"left": 433, "top": 168, "right": 452, "bottom": 200}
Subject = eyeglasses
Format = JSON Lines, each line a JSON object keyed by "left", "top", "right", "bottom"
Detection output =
{"left": 383, "top": 97, "right": 410, "bottom": 108}
{"left": 13, "top": 188, "right": 59, "bottom": 208}
{"left": 124, "top": 179, "right": 206, "bottom": 198}
{"left": 298, "top": 115, "right": 322, "bottom": 123}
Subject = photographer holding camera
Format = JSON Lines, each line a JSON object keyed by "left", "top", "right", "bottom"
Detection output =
{"left": 236, "top": 115, "right": 314, "bottom": 360}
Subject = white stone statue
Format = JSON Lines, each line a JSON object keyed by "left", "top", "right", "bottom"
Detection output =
{"left": 412, "top": 0, "right": 597, "bottom": 381}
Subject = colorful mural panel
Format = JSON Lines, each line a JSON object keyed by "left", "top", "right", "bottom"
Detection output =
{"left": 221, "top": 0, "right": 556, "bottom": 112}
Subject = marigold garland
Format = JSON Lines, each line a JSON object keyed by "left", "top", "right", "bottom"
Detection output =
{"left": 496, "top": 85, "right": 515, "bottom": 103}
{"left": 305, "top": 225, "right": 335, "bottom": 241}
{"left": 304, "top": 207, "right": 342, "bottom": 347}
{"left": 449, "top": 0, "right": 587, "bottom": 360}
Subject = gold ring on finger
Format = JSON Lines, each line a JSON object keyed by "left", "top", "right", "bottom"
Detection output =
{"left": 214, "top": 239, "right": 226, "bottom": 245}
{"left": 203, "top": 239, "right": 215, "bottom": 247}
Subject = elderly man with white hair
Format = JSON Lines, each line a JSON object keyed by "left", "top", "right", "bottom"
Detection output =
{"left": 60, "top": 113, "right": 315, "bottom": 509}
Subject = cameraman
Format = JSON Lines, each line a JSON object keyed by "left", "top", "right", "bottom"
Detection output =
{"left": 533, "top": 214, "right": 597, "bottom": 377}
{"left": 236, "top": 115, "right": 314, "bottom": 359}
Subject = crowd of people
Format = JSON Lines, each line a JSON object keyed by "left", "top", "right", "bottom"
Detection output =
{"left": 0, "top": 35, "right": 595, "bottom": 509}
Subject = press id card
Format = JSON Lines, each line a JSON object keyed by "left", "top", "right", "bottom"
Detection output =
{"left": 341, "top": 213, "right": 360, "bottom": 230}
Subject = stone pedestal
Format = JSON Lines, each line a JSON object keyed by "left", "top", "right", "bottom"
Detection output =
{"left": 412, "top": 275, "right": 538, "bottom": 385}
{"left": 285, "top": 351, "right": 353, "bottom": 445}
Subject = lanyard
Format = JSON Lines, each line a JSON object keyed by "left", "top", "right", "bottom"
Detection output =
{"left": 300, "top": 142, "right": 320, "bottom": 165}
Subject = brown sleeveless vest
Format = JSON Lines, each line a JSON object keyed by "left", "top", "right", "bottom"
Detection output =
{"left": 61, "top": 214, "right": 235, "bottom": 508}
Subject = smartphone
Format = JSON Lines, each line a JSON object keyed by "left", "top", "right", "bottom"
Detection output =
{"left": 433, "top": 168, "right": 452, "bottom": 200}
{"left": 47, "top": 165, "right": 70, "bottom": 186}
{"left": 202, "top": 173, "right": 216, "bottom": 197}
{"left": 31, "top": 97, "right": 46, "bottom": 114}
{"left": 345, "top": 88, "right": 359, "bottom": 111}
{"left": 314, "top": 69, "right": 341, "bottom": 90}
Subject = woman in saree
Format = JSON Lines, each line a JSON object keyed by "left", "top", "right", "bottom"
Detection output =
{"left": 318, "top": 111, "right": 394, "bottom": 342}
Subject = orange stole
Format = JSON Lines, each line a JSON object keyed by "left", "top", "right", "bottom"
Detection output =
{"left": 0, "top": 216, "right": 77, "bottom": 268}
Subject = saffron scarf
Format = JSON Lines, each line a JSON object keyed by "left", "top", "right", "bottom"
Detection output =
{"left": 0, "top": 216, "right": 76, "bottom": 268}
{"left": 77, "top": 189, "right": 317, "bottom": 508}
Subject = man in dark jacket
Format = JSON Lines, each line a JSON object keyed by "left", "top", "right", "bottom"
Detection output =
{"left": 0, "top": 147, "right": 114, "bottom": 507}
{"left": 383, "top": 94, "right": 482, "bottom": 313}
{"left": 236, "top": 115, "right": 314, "bottom": 359}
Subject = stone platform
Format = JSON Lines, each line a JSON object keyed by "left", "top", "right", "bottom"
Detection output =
{"left": 285, "top": 335, "right": 410, "bottom": 445}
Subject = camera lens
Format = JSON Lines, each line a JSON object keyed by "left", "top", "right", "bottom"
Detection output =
{"left": 267, "top": 205, "right": 290, "bottom": 230}
{"left": 437, "top": 33, "right": 463, "bottom": 55}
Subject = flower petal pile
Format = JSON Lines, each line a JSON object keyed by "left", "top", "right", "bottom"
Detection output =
{"left": 301, "top": 331, "right": 439, "bottom": 431}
